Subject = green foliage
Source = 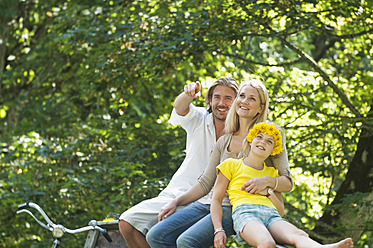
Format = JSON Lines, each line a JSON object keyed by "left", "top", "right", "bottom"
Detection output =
{"left": 1, "top": 0, "right": 372, "bottom": 247}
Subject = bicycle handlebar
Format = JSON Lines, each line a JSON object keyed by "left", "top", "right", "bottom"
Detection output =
{"left": 18, "top": 202, "right": 30, "bottom": 210}
{"left": 17, "top": 202, "right": 112, "bottom": 243}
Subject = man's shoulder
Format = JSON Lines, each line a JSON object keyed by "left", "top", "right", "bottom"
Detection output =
{"left": 169, "top": 105, "right": 215, "bottom": 138}
{"left": 170, "top": 104, "right": 210, "bottom": 120}
{"left": 192, "top": 105, "right": 210, "bottom": 117}
{"left": 184, "top": 105, "right": 213, "bottom": 125}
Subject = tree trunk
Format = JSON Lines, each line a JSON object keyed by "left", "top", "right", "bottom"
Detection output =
{"left": 314, "top": 106, "right": 373, "bottom": 243}
{"left": 0, "top": 26, "right": 8, "bottom": 81}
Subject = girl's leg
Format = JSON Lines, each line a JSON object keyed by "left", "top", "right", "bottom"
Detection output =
{"left": 269, "top": 220, "right": 353, "bottom": 248}
{"left": 240, "top": 220, "right": 276, "bottom": 248}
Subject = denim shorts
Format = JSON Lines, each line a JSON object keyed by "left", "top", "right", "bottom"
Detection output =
{"left": 232, "top": 204, "right": 282, "bottom": 244}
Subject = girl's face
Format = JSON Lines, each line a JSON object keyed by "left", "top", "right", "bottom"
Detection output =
{"left": 251, "top": 132, "right": 275, "bottom": 158}
{"left": 235, "top": 85, "right": 264, "bottom": 120}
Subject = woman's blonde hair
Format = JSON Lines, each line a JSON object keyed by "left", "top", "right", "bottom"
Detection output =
{"left": 224, "top": 78, "right": 269, "bottom": 134}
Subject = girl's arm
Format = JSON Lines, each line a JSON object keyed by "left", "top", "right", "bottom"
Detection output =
{"left": 257, "top": 181, "right": 285, "bottom": 217}
{"left": 258, "top": 186, "right": 284, "bottom": 217}
{"left": 268, "top": 189, "right": 285, "bottom": 217}
{"left": 211, "top": 171, "right": 230, "bottom": 248}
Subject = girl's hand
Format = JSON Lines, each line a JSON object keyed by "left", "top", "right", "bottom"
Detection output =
{"left": 214, "top": 232, "right": 227, "bottom": 248}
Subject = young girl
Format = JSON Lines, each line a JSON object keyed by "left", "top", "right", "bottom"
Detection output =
{"left": 211, "top": 121, "right": 354, "bottom": 248}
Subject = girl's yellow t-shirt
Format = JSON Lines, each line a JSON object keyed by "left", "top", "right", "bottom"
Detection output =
{"left": 217, "top": 158, "right": 279, "bottom": 211}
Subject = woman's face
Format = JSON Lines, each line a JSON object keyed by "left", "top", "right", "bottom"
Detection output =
{"left": 235, "top": 85, "right": 264, "bottom": 119}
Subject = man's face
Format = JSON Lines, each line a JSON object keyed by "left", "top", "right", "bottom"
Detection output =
{"left": 210, "top": 85, "right": 236, "bottom": 122}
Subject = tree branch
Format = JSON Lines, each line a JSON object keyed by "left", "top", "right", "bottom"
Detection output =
{"left": 276, "top": 36, "right": 362, "bottom": 118}
{"left": 280, "top": 101, "right": 373, "bottom": 124}
{"left": 217, "top": 51, "right": 303, "bottom": 67}
{"left": 329, "top": 27, "right": 373, "bottom": 40}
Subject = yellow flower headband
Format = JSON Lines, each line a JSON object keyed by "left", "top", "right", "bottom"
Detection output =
{"left": 246, "top": 121, "right": 283, "bottom": 156}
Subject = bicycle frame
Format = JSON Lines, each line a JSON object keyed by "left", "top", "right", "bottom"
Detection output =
{"left": 17, "top": 202, "right": 112, "bottom": 248}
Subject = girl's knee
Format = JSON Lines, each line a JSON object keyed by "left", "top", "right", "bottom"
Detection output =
{"left": 293, "top": 228, "right": 308, "bottom": 238}
{"left": 248, "top": 235, "right": 276, "bottom": 248}
{"left": 285, "top": 228, "right": 310, "bottom": 245}
{"left": 261, "top": 239, "right": 276, "bottom": 248}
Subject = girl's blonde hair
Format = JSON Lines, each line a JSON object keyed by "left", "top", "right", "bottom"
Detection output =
{"left": 246, "top": 121, "right": 283, "bottom": 156}
{"left": 224, "top": 78, "right": 269, "bottom": 134}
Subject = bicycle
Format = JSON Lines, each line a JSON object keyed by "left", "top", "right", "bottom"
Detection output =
{"left": 16, "top": 202, "right": 112, "bottom": 248}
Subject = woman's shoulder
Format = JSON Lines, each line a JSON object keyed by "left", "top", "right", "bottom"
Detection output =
{"left": 216, "top": 133, "right": 233, "bottom": 145}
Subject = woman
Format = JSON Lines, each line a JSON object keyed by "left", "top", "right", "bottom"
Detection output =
{"left": 146, "top": 79, "right": 293, "bottom": 248}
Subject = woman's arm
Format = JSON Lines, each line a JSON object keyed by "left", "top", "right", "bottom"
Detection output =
{"left": 198, "top": 135, "right": 229, "bottom": 194}
{"left": 241, "top": 175, "right": 292, "bottom": 194}
{"left": 158, "top": 137, "right": 228, "bottom": 221}
{"left": 211, "top": 171, "right": 230, "bottom": 248}
{"left": 269, "top": 126, "right": 293, "bottom": 191}
{"left": 158, "top": 183, "right": 205, "bottom": 221}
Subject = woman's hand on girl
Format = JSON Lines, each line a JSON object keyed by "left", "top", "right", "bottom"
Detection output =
{"left": 241, "top": 177, "right": 268, "bottom": 194}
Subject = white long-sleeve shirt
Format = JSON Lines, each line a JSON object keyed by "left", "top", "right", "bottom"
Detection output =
{"left": 161, "top": 104, "right": 216, "bottom": 198}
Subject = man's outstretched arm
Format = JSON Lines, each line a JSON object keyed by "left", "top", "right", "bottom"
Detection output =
{"left": 173, "top": 82, "right": 201, "bottom": 116}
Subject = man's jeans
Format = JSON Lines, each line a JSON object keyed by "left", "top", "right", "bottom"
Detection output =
{"left": 146, "top": 201, "right": 234, "bottom": 248}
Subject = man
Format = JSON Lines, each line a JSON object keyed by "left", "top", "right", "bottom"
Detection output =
{"left": 119, "top": 77, "right": 239, "bottom": 248}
